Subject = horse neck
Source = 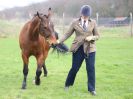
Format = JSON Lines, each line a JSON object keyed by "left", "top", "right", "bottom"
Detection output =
{"left": 29, "top": 17, "right": 40, "bottom": 41}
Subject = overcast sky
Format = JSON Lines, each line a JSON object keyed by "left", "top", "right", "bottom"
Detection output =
{"left": 0, "top": 0, "right": 47, "bottom": 10}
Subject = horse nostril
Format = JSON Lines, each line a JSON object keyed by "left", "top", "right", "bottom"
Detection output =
{"left": 51, "top": 43, "right": 57, "bottom": 48}
{"left": 44, "top": 27, "right": 47, "bottom": 29}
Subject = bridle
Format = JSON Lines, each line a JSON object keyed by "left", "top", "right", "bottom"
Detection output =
{"left": 39, "top": 21, "right": 55, "bottom": 46}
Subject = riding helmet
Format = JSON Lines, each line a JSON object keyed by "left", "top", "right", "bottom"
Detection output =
{"left": 80, "top": 5, "right": 92, "bottom": 17}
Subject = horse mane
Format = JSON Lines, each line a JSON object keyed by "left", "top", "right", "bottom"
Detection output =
{"left": 28, "top": 16, "right": 41, "bottom": 40}
{"left": 34, "top": 13, "right": 43, "bottom": 17}
{"left": 43, "top": 15, "right": 48, "bottom": 18}
{"left": 33, "top": 13, "right": 48, "bottom": 19}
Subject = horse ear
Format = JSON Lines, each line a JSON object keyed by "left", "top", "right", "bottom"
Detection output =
{"left": 37, "top": 11, "right": 41, "bottom": 19}
{"left": 48, "top": 7, "right": 52, "bottom": 19}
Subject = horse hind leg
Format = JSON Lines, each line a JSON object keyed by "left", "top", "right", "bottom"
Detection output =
{"left": 21, "top": 53, "right": 29, "bottom": 89}
{"left": 42, "top": 62, "right": 48, "bottom": 77}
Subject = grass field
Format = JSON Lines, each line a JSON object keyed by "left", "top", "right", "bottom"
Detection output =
{"left": 0, "top": 25, "right": 133, "bottom": 99}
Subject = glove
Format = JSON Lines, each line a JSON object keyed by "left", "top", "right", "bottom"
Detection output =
{"left": 85, "top": 36, "right": 94, "bottom": 42}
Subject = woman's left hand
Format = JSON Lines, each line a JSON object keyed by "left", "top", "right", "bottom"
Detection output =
{"left": 85, "top": 36, "right": 94, "bottom": 41}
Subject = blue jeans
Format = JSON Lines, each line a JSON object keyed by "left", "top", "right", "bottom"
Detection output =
{"left": 65, "top": 45, "right": 96, "bottom": 91}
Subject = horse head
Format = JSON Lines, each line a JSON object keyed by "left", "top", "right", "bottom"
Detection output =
{"left": 35, "top": 8, "right": 57, "bottom": 46}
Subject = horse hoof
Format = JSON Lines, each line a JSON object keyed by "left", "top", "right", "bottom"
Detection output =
{"left": 21, "top": 83, "right": 26, "bottom": 89}
{"left": 44, "top": 74, "right": 47, "bottom": 77}
{"left": 35, "top": 81, "right": 40, "bottom": 85}
{"left": 21, "top": 86, "right": 26, "bottom": 89}
{"left": 35, "top": 79, "right": 40, "bottom": 85}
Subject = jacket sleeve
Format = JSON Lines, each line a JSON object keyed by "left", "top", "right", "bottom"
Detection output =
{"left": 92, "top": 20, "right": 100, "bottom": 40}
{"left": 59, "top": 22, "right": 75, "bottom": 43}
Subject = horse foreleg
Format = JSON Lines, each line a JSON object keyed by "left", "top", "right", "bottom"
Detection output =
{"left": 42, "top": 62, "right": 48, "bottom": 77}
{"left": 42, "top": 50, "right": 49, "bottom": 77}
{"left": 21, "top": 53, "right": 29, "bottom": 89}
{"left": 35, "top": 54, "right": 44, "bottom": 85}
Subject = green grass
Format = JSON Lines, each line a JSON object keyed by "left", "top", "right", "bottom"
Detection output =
{"left": 0, "top": 27, "right": 133, "bottom": 99}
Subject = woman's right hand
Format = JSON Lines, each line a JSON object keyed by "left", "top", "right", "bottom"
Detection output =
{"left": 52, "top": 39, "right": 60, "bottom": 46}
{"left": 56, "top": 40, "right": 60, "bottom": 44}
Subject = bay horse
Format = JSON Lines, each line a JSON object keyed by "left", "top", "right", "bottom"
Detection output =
{"left": 19, "top": 8, "right": 57, "bottom": 89}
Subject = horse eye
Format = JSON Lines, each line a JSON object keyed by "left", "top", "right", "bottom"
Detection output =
{"left": 44, "top": 27, "right": 47, "bottom": 29}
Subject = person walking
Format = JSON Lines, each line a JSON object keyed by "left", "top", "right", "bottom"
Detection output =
{"left": 56, "top": 5, "right": 100, "bottom": 96}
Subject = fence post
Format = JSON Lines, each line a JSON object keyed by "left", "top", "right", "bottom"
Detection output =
{"left": 130, "top": 12, "right": 133, "bottom": 37}
{"left": 62, "top": 12, "right": 65, "bottom": 33}
{"left": 96, "top": 12, "right": 99, "bottom": 26}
